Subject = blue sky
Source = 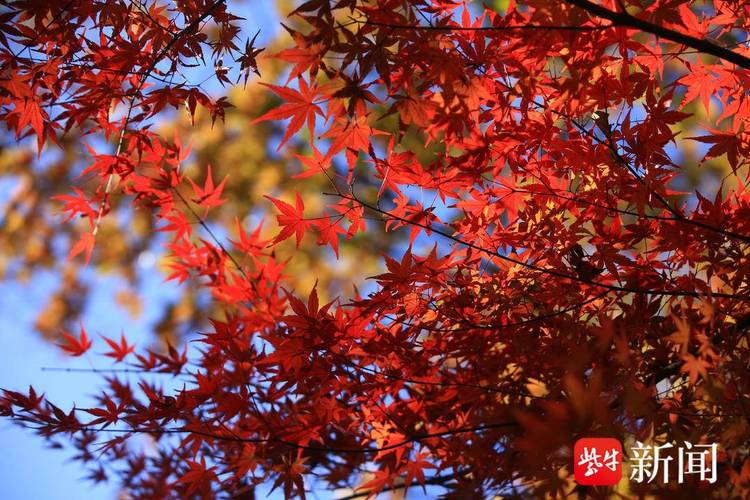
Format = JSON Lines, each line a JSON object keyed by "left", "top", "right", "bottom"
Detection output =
{"left": 0, "top": 272, "right": 134, "bottom": 499}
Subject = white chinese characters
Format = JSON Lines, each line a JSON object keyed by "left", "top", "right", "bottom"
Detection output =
{"left": 678, "top": 442, "right": 718, "bottom": 483}
{"left": 629, "top": 441, "right": 717, "bottom": 484}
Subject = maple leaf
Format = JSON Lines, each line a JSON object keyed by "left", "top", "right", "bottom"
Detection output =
{"left": 680, "top": 61, "right": 717, "bottom": 114}
{"left": 667, "top": 314, "right": 691, "bottom": 352}
{"left": 11, "top": 96, "right": 46, "bottom": 152}
{"left": 177, "top": 458, "right": 218, "bottom": 497}
{"left": 78, "top": 146, "right": 135, "bottom": 180}
{"left": 187, "top": 164, "right": 227, "bottom": 211}
{"left": 68, "top": 232, "right": 96, "bottom": 264}
{"left": 321, "top": 114, "right": 384, "bottom": 164}
{"left": 230, "top": 217, "right": 267, "bottom": 255}
{"left": 395, "top": 88, "right": 437, "bottom": 128}
{"left": 100, "top": 333, "right": 135, "bottom": 362}
{"left": 403, "top": 452, "right": 436, "bottom": 488}
{"left": 272, "top": 44, "right": 322, "bottom": 83}
{"left": 272, "top": 23, "right": 324, "bottom": 82}
{"left": 57, "top": 323, "right": 93, "bottom": 357}
{"left": 314, "top": 217, "right": 347, "bottom": 257}
{"left": 234, "top": 29, "right": 264, "bottom": 86}
{"left": 266, "top": 192, "right": 310, "bottom": 246}
{"left": 688, "top": 131, "right": 744, "bottom": 171}
{"left": 680, "top": 354, "right": 710, "bottom": 384}
{"left": 356, "top": 467, "right": 393, "bottom": 497}
{"left": 292, "top": 146, "right": 329, "bottom": 179}
{"left": 82, "top": 394, "right": 123, "bottom": 427}
{"left": 252, "top": 77, "right": 323, "bottom": 150}
{"left": 269, "top": 456, "right": 308, "bottom": 499}
{"left": 53, "top": 188, "right": 97, "bottom": 222}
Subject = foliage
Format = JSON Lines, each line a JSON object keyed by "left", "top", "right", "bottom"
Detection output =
{"left": 3, "top": 0, "right": 750, "bottom": 498}
{"left": 0, "top": 1, "right": 385, "bottom": 344}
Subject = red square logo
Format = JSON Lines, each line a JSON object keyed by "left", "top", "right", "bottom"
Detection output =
{"left": 573, "top": 437, "right": 623, "bottom": 485}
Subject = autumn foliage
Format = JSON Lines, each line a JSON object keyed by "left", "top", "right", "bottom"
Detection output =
{"left": 3, "top": 0, "right": 750, "bottom": 497}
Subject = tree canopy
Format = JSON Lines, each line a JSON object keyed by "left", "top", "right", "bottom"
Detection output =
{"left": 2, "top": 0, "right": 750, "bottom": 497}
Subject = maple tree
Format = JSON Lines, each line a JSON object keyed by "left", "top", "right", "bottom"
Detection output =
{"left": 3, "top": 0, "right": 750, "bottom": 498}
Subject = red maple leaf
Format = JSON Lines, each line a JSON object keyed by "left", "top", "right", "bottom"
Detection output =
{"left": 266, "top": 192, "right": 310, "bottom": 246}
{"left": 252, "top": 77, "right": 323, "bottom": 150}
{"left": 187, "top": 164, "right": 228, "bottom": 211}
{"left": 100, "top": 333, "right": 135, "bottom": 363}
{"left": 57, "top": 323, "right": 93, "bottom": 357}
{"left": 68, "top": 232, "right": 96, "bottom": 264}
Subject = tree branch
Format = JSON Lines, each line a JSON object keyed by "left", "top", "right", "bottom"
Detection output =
{"left": 336, "top": 471, "right": 469, "bottom": 500}
{"left": 360, "top": 19, "right": 611, "bottom": 32}
{"left": 334, "top": 193, "right": 747, "bottom": 301}
{"left": 565, "top": 0, "right": 750, "bottom": 70}
{"left": 30, "top": 420, "right": 519, "bottom": 455}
